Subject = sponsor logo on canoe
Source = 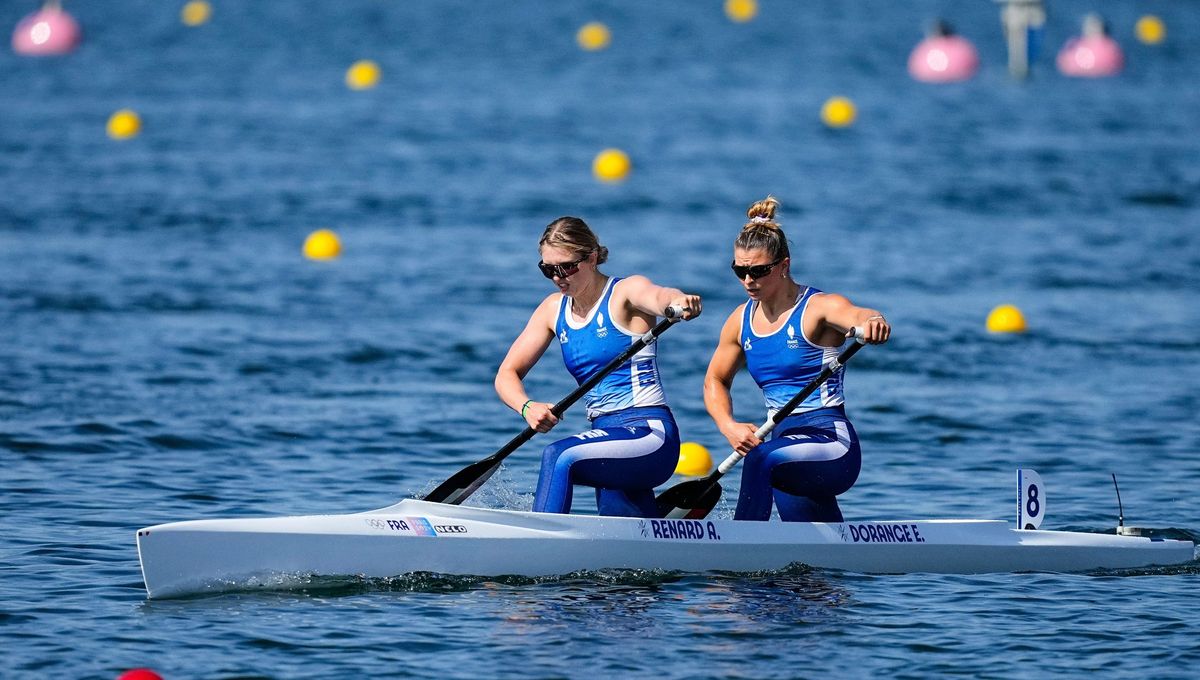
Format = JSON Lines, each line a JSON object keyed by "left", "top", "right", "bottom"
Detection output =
{"left": 364, "top": 518, "right": 411, "bottom": 532}
{"left": 407, "top": 517, "right": 438, "bottom": 536}
{"left": 840, "top": 523, "right": 926, "bottom": 544}
{"left": 432, "top": 524, "right": 468, "bottom": 534}
{"left": 643, "top": 519, "right": 721, "bottom": 541}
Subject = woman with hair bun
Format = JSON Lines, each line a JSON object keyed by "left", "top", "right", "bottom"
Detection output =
{"left": 495, "top": 216, "right": 702, "bottom": 517}
{"left": 705, "top": 196, "right": 890, "bottom": 522}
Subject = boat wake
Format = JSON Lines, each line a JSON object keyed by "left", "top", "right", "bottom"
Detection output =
{"left": 154, "top": 564, "right": 841, "bottom": 600}
{"left": 162, "top": 569, "right": 689, "bottom": 599}
{"left": 1087, "top": 559, "right": 1200, "bottom": 578}
{"left": 411, "top": 464, "right": 534, "bottom": 511}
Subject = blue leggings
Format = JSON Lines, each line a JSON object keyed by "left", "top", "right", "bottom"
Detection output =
{"left": 734, "top": 406, "right": 861, "bottom": 522}
{"left": 534, "top": 406, "right": 680, "bottom": 517}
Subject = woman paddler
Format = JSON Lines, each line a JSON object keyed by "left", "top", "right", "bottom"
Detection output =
{"left": 705, "top": 196, "right": 890, "bottom": 521}
{"left": 495, "top": 217, "right": 702, "bottom": 517}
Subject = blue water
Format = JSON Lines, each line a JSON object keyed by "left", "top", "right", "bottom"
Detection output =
{"left": 3, "top": 0, "right": 1199, "bottom": 677}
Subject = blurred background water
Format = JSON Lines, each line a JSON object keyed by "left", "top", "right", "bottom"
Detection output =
{"left": 2, "top": 0, "right": 1198, "bottom": 678}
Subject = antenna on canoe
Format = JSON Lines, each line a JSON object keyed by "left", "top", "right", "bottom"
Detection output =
{"left": 1109, "top": 474, "right": 1190, "bottom": 541}
{"left": 1111, "top": 473, "right": 1125, "bottom": 535}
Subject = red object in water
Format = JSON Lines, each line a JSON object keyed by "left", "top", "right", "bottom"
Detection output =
{"left": 117, "top": 669, "right": 163, "bottom": 680}
{"left": 12, "top": 3, "right": 82, "bottom": 56}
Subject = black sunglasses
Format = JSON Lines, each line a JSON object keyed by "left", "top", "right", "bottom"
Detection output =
{"left": 731, "top": 258, "right": 783, "bottom": 280}
{"left": 538, "top": 254, "right": 589, "bottom": 279}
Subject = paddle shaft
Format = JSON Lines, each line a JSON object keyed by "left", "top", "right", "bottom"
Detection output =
{"left": 498, "top": 310, "right": 682, "bottom": 454}
{"left": 425, "top": 306, "right": 683, "bottom": 504}
{"left": 713, "top": 338, "right": 864, "bottom": 478}
{"left": 657, "top": 331, "right": 865, "bottom": 519}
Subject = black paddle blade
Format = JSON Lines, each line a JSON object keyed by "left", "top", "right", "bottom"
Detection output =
{"left": 423, "top": 458, "right": 501, "bottom": 505}
{"left": 655, "top": 478, "right": 723, "bottom": 519}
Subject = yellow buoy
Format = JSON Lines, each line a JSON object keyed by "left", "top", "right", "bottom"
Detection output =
{"left": 675, "top": 442, "right": 713, "bottom": 477}
{"left": 820, "top": 96, "right": 856, "bottom": 129}
{"left": 181, "top": 1, "right": 212, "bottom": 27}
{"left": 106, "top": 109, "right": 141, "bottom": 140}
{"left": 345, "top": 60, "right": 381, "bottom": 90}
{"left": 725, "top": 0, "right": 758, "bottom": 23}
{"left": 303, "top": 229, "right": 342, "bottom": 260}
{"left": 1135, "top": 15, "right": 1166, "bottom": 45}
{"left": 576, "top": 22, "right": 611, "bottom": 51}
{"left": 592, "top": 148, "right": 631, "bottom": 183}
{"left": 986, "top": 304, "right": 1027, "bottom": 333}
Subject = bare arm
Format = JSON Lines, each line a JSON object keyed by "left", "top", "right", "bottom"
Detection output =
{"left": 806, "top": 293, "right": 891, "bottom": 345}
{"left": 495, "top": 295, "right": 560, "bottom": 432}
{"left": 613, "top": 274, "right": 702, "bottom": 320}
{"left": 704, "top": 307, "right": 761, "bottom": 455}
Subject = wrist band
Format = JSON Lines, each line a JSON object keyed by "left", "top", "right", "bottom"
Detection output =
{"left": 521, "top": 400, "right": 533, "bottom": 418}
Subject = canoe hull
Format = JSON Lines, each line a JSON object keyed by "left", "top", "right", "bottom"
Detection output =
{"left": 136, "top": 499, "right": 1195, "bottom": 599}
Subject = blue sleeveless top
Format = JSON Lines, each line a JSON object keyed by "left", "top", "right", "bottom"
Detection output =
{"left": 556, "top": 277, "right": 667, "bottom": 420}
{"left": 740, "top": 286, "right": 846, "bottom": 415}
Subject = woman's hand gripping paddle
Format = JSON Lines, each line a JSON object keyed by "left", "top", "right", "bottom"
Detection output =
{"left": 424, "top": 306, "right": 686, "bottom": 505}
{"left": 655, "top": 328, "right": 867, "bottom": 520}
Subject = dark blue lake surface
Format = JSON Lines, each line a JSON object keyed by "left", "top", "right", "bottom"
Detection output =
{"left": 2, "top": 1, "right": 1198, "bottom": 677}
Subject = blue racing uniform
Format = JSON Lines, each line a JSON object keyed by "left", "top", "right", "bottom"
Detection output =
{"left": 735, "top": 287, "right": 861, "bottom": 521}
{"left": 535, "top": 277, "right": 680, "bottom": 517}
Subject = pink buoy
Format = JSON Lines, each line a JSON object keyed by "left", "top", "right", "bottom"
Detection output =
{"left": 908, "top": 21, "right": 979, "bottom": 83}
{"left": 12, "top": 1, "right": 81, "bottom": 56}
{"left": 1057, "top": 14, "right": 1123, "bottom": 78}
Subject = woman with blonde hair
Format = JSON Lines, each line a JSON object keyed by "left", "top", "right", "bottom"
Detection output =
{"left": 705, "top": 196, "right": 890, "bottom": 521}
{"left": 495, "top": 216, "right": 702, "bottom": 517}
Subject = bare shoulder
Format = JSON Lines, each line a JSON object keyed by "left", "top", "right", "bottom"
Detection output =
{"left": 613, "top": 274, "right": 652, "bottom": 295}
{"left": 609, "top": 274, "right": 657, "bottom": 313}
{"left": 810, "top": 291, "right": 851, "bottom": 313}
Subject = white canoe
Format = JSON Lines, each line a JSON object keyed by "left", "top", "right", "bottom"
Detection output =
{"left": 136, "top": 498, "right": 1195, "bottom": 599}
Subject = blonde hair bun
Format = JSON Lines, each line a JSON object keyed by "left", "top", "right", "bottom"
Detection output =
{"left": 734, "top": 195, "right": 790, "bottom": 261}
{"left": 745, "top": 195, "right": 780, "bottom": 225}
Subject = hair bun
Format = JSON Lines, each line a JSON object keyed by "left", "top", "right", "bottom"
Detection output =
{"left": 734, "top": 195, "right": 790, "bottom": 261}
{"left": 746, "top": 195, "right": 779, "bottom": 223}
